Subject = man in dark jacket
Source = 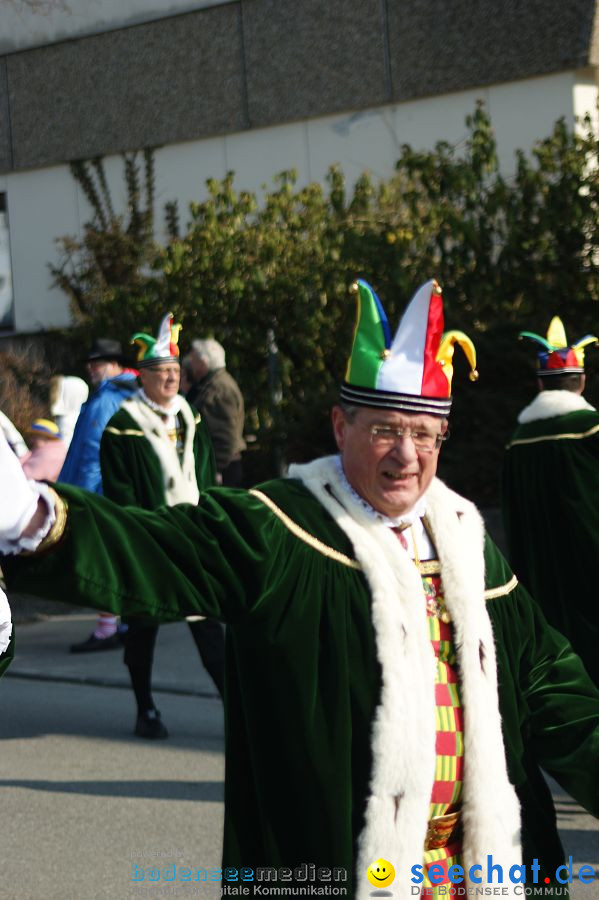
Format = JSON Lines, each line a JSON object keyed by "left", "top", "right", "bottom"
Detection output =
{"left": 187, "top": 339, "right": 246, "bottom": 486}
{"left": 59, "top": 338, "right": 137, "bottom": 652}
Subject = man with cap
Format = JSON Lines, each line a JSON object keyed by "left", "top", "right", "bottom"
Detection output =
{"left": 1, "top": 280, "right": 599, "bottom": 898}
{"left": 502, "top": 317, "right": 599, "bottom": 687}
{"left": 59, "top": 337, "right": 138, "bottom": 652}
{"left": 100, "top": 314, "right": 224, "bottom": 738}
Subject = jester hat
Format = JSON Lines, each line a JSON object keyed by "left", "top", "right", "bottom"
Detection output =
{"left": 132, "top": 313, "right": 182, "bottom": 368}
{"left": 519, "top": 317, "right": 598, "bottom": 377}
{"left": 340, "top": 279, "right": 478, "bottom": 416}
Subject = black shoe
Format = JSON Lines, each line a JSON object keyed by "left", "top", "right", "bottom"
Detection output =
{"left": 69, "top": 632, "right": 123, "bottom": 653}
{"left": 134, "top": 709, "right": 169, "bottom": 740}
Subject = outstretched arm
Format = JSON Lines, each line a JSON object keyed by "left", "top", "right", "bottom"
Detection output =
{"left": 1, "top": 421, "right": 281, "bottom": 626}
{"left": 0, "top": 428, "right": 55, "bottom": 552}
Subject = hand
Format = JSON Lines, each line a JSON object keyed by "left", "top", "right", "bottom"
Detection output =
{"left": 0, "top": 586, "right": 12, "bottom": 655}
{"left": 0, "top": 428, "right": 40, "bottom": 540}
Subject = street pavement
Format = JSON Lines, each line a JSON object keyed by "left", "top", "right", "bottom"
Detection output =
{"left": 1, "top": 615, "right": 598, "bottom": 900}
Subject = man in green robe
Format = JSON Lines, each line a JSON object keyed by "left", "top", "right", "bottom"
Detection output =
{"left": 1, "top": 282, "right": 599, "bottom": 899}
{"left": 503, "top": 317, "right": 599, "bottom": 687}
{"left": 101, "top": 313, "right": 223, "bottom": 738}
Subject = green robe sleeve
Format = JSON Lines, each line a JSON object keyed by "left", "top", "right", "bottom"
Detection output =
{"left": 3, "top": 485, "right": 285, "bottom": 625}
{"left": 485, "top": 536, "right": 599, "bottom": 812}
{"left": 484, "top": 536, "right": 599, "bottom": 878}
{"left": 192, "top": 412, "right": 217, "bottom": 489}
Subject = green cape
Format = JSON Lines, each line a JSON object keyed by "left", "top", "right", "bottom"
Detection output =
{"left": 503, "top": 402, "right": 599, "bottom": 687}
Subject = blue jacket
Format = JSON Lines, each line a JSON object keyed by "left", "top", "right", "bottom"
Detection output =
{"left": 58, "top": 372, "right": 138, "bottom": 493}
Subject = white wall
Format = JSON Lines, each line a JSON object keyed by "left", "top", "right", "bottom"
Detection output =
{"left": 0, "top": 0, "right": 232, "bottom": 54}
{"left": 6, "top": 164, "right": 80, "bottom": 332}
{"left": 5, "top": 69, "right": 598, "bottom": 333}
{"left": 573, "top": 73, "right": 599, "bottom": 134}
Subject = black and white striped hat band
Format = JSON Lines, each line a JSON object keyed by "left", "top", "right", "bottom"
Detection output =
{"left": 137, "top": 356, "right": 180, "bottom": 368}
{"left": 537, "top": 367, "right": 583, "bottom": 377}
{"left": 340, "top": 382, "right": 452, "bottom": 416}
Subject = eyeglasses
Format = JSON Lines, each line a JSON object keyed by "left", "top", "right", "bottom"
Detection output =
{"left": 366, "top": 424, "right": 449, "bottom": 453}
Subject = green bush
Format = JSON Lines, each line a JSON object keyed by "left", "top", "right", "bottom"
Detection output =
{"left": 51, "top": 104, "right": 599, "bottom": 504}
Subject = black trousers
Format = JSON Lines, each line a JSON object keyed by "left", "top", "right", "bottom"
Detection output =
{"left": 123, "top": 618, "right": 225, "bottom": 712}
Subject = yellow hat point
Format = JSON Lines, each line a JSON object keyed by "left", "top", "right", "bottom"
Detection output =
{"left": 546, "top": 316, "right": 568, "bottom": 349}
{"left": 437, "top": 330, "right": 478, "bottom": 393}
{"left": 432, "top": 280, "right": 442, "bottom": 295}
{"left": 380, "top": 348, "right": 391, "bottom": 360}
{"left": 349, "top": 282, "right": 359, "bottom": 294}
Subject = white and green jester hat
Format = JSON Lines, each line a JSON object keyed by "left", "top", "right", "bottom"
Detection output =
{"left": 132, "top": 312, "right": 183, "bottom": 368}
{"left": 519, "top": 316, "right": 598, "bottom": 377}
{"left": 340, "top": 279, "right": 478, "bottom": 416}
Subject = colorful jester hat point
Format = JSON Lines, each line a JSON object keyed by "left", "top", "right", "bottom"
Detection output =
{"left": 340, "top": 279, "right": 478, "bottom": 416}
{"left": 132, "top": 312, "right": 182, "bottom": 368}
{"left": 519, "top": 316, "right": 598, "bottom": 376}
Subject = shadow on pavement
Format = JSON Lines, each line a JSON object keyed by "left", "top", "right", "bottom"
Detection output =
{"left": 0, "top": 778, "right": 224, "bottom": 802}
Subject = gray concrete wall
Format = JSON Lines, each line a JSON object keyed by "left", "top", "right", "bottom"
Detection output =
{"left": 0, "top": 0, "right": 598, "bottom": 174}
{"left": 387, "top": 0, "right": 599, "bottom": 101}
{"left": 0, "top": 59, "right": 12, "bottom": 172}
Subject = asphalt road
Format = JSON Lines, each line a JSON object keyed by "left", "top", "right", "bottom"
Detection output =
{"left": 1, "top": 616, "right": 597, "bottom": 900}
{"left": 1, "top": 677, "right": 225, "bottom": 900}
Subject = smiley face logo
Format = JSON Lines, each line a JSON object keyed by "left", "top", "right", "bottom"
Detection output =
{"left": 366, "top": 858, "right": 395, "bottom": 888}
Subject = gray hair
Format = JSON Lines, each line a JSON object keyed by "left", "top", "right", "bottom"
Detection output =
{"left": 338, "top": 402, "right": 360, "bottom": 421}
{"left": 191, "top": 338, "right": 226, "bottom": 370}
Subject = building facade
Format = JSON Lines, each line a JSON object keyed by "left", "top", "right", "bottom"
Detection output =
{"left": 0, "top": 0, "right": 598, "bottom": 333}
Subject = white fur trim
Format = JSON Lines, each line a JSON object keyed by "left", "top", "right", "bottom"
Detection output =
{"left": 288, "top": 458, "right": 521, "bottom": 899}
{"left": 120, "top": 397, "right": 199, "bottom": 505}
{"left": 518, "top": 390, "right": 595, "bottom": 424}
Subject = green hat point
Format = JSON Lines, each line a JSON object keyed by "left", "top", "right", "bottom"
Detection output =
{"left": 345, "top": 280, "right": 392, "bottom": 389}
{"left": 518, "top": 331, "right": 554, "bottom": 352}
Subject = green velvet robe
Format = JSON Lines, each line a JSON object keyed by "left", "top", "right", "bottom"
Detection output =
{"left": 502, "top": 392, "right": 599, "bottom": 687}
{"left": 100, "top": 402, "right": 216, "bottom": 509}
{"left": 3, "top": 459, "right": 599, "bottom": 898}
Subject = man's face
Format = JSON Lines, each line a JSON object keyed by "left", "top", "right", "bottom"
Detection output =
{"left": 139, "top": 362, "right": 181, "bottom": 406}
{"left": 331, "top": 406, "right": 447, "bottom": 518}
{"left": 87, "top": 359, "right": 122, "bottom": 386}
